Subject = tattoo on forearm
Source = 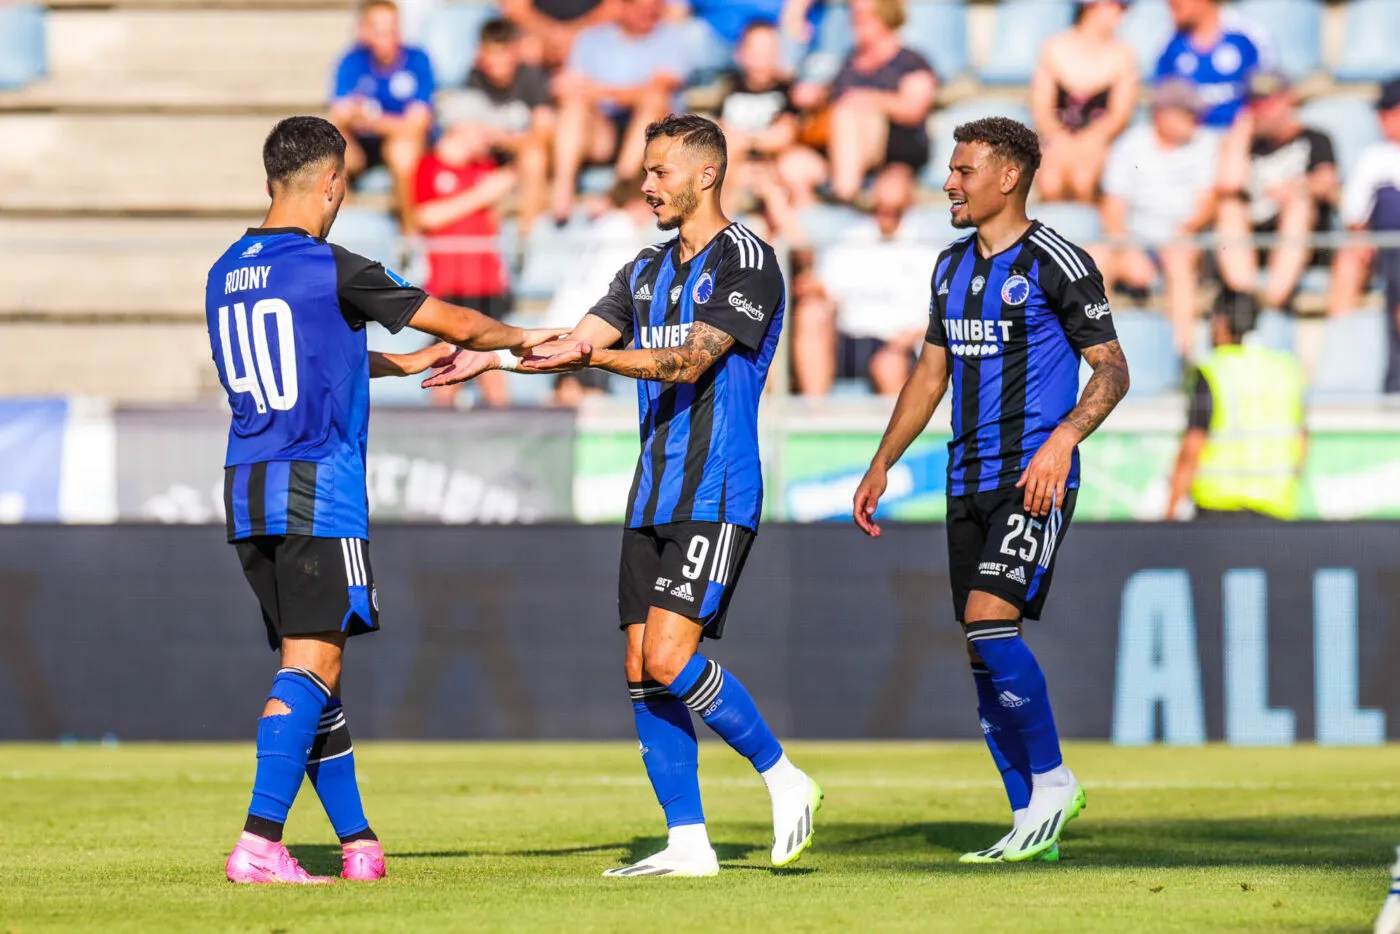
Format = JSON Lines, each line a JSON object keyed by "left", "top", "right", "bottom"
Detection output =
{"left": 613, "top": 321, "right": 735, "bottom": 383}
{"left": 1065, "top": 340, "right": 1130, "bottom": 438}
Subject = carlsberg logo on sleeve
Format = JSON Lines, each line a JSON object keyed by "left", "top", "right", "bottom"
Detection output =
{"left": 1086, "top": 302, "right": 1112, "bottom": 320}
{"left": 728, "top": 291, "right": 764, "bottom": 321}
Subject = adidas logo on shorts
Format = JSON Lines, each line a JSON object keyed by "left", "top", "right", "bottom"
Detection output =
{"left": 998, "top": 690, "right": 1029, "bottom": 709}
{"left": 669, "top": 581, "right": 695, "bottom": 601}
{"left": 1006, "top": 566, "right": 1027, "bottom": 585}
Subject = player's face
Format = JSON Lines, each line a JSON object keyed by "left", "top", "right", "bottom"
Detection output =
{"left": 641, "top": 137, "right": 705, "bottom": 231}
{"left": 943, "top": 141, "right": 1010, "bottom": 229}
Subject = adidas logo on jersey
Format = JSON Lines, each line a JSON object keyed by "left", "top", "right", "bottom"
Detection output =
{"left": 669, "top": 581, "right": 695, "bottom": 601}
{"left": 998, "top": 691, "right": 1030, "bottom": 709}
{"left": 1085, "top": 301, "right": 1111, "bottom": 319}
{"left": 937, "top": 279, "right": 950, "bottom": 296}
{"left": 1006, "top": 566, "right": 1027, "bottom": 585}
{"left": 633, "top": 283, "right": 653, "bottom": 302}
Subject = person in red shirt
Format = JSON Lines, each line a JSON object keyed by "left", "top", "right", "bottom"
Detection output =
{"left": 413, "top": 112, "right": 517, "bottom": 405}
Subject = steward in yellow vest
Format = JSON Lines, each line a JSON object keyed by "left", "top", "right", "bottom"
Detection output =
{"left": 1166, "top": 291, "right": 1307, "bottom": 520}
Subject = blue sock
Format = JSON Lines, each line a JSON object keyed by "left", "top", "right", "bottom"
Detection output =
{"left": 972, "top": 662, "right": 1032, "bottom": 813}
{"left": 306, "top": 699, "right": 376, "bottom": 843}
{"left": 246, "top": 667, "right": 330, "bottom": 837}
{"left": 965, "top": 622, "right": 1063, "bottom": 774}
{"left": 630, "top": 681, "right": 704, "bottom": 828}
{"left": 668, "top": 655, "right": 783, "bottom": 773}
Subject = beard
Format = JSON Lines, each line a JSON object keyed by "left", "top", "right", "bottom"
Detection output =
{"left": 656, "top": 180, "right": 700, "bottom": 231}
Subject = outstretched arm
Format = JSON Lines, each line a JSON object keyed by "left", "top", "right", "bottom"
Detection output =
{"left": 853, "top": 345, "right": 950, "bottom": 537}
{"left": 420, "top": 313, "right": 624, "bottom": 388}
{"left": 368, "top": 342, "right": 457, "bottom": 378}
{"left": 589, "top": 321, "right": 733, "bottom": 384}
{"left": 1018, "top": 339, "right": 1130, "bottom": 516}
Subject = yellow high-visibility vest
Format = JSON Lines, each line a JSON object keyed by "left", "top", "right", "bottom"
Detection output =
{"left": 1191, "top": 344, "right": 1306, "bottom": 519}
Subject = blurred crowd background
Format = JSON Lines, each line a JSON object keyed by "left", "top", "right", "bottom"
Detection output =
{"left": 1, "top": 0, "right": 1398, "bottom": 411}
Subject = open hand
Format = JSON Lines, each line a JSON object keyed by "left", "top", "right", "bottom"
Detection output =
{"left": 853, "top": 465, "right": 888, "bottom": 538}
{"left": 515, "top": 328, "right": 574, "bottom": 354}
{"left": 421, "top": 349, "right": 499, "bottom": 388}
{"left": 518, "top": 339, "right": 592, "bottom": 374}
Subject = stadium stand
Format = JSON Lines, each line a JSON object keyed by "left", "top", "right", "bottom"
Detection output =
{"left": 0, "top": 0, "right": 1393, "bottom": 402}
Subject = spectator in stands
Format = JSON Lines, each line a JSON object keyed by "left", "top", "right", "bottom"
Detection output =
{"left": 543, "top": 179, "right": 657, "bottom": 403}
{"left": 781, "top": 0, "right": 937, "bottom": 206}
{"left": 454, "top": 18, "right": 555, "bottom": 234}
{"left": 716, "top": 22, "right": 801, "bottom": 213}
{"left": 501, "top": 0, "right": 622, "bottom": 69}
{"left": 1215, "top": 70, "right": 1338, "bottom": 312}
{"left": 329, "top": 0, "right": 435, "bottom": 226}
{"left": 673, "top": 0, "right": 827, "bottom": 52}
{"left": 1030, "top": 0, "right": 1138, "bottom": 203}
{"left": 1329, "top": 78, "right": 1400, "bottom": 390}
{"left": 412, "top": 103, "right": 516, "bottom": 407}
{"left": 1155, "top": 0, "right": 1271, "bottom": 133}
{"left": 549, "top": 0, "right": 687, "bottom": 222}
{"left": 1099, "top": 80, "right": 1218, "bottom": 356}
{"left": 792, "top": 168, "right": 931, "bottom": 396}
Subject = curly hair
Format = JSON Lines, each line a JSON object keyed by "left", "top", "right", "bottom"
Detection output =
{"left": 952, "top": 117, "right": 1042, "bottom": 188}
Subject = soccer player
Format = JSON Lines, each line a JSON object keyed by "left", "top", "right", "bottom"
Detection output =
{"left": 852, "top": 117, "right": 1130, "bottom": 863}
{"left": 426, "top": 114, "right": 821, "bottom": 878}
{"left": 207, "top": 115, "right": 570, "bottom": 884}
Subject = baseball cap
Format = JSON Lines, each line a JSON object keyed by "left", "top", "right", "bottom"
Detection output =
{"left": 1247, "top": 69, "right": 1291, "bottom": 101}
{"left": 1378, "top": 77, "right": 1400, "bottom": 113}
{"left": 1151, "top": 79, "right": 1203, "bottom": 115}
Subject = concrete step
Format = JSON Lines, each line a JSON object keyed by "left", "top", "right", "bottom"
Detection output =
{"left": 0, "top": 217, "right": 260, "bottom": 317}
{"left": 0, "top": 113, "right": 275, "bottom": 212}
{"left": 0, "top": 320, "right": 216, "bottom": 401}
{"left": 2, "top": 8, "right": 346, "bottom": 111}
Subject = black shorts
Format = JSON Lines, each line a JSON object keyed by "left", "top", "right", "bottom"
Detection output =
{"left": 837, "top": 335, "right": 917, "bottom": 380}
{"left": 884, "top": 125, "right": 929, "bottom": 170}
{"left": 946, "top": 487, "right": 1077, "bottom": 622}
{"left": 355, "top": 135, "right": 385, "bottom": 173}
{"left": 235, "top": 535, "right": 380, "bottom": 651}
{"left": 441, "top": 294, "right": 514, "bottom": 321}
{"left": 618, "top": 521, "right": 756, "bottom": 639}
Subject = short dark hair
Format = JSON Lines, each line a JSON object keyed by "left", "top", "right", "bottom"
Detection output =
{"left": 952, "top": 117, "right": 1042, "bottom": 187}
{"left": 1212, "top": 287, "right": 1260, "bottom": 339}
{"left": 263, "top": 116, "right": 347, "bottom": 189}
{"left": 480, "top": 17, "right": 519, "bottom": 44}
{"left": 645, "top": 113, "right": 728, "bottom": 184}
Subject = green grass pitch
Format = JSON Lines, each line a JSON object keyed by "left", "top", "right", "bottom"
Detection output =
{"left": 1, "top": 741, "right": 1394, "bottom": 933}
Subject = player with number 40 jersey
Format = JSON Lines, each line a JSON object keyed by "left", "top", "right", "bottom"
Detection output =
{"left": 206, "top": 116, "right": 570, "bottom": 887}
{"left": 855, "top": 117, "right": 1130, "bottom": 866}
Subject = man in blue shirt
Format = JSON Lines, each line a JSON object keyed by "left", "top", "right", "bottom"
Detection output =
{"left": 329, "top": 0, "right": 435, "bottom": 221}
{"left": 1155, "top": 0, "right": 1272, "bottom": 130}
{"left": 211, "top": 115, "right": 568, "bottom": 885}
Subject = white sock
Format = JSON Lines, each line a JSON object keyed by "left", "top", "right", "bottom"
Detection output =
{"left": 1012, "top": 807, "right": 1028, "bottom": 828}
{"left": 667, "top": 823, "right": 711, "bottom": 855}
{"left": 1032, "top": 764, "right": 1074, "bottom": 791}
{"left": 760, "top": 754, "right": 805, "bottom": 795}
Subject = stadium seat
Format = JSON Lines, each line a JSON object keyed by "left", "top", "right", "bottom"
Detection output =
{"left": 1031, "top": 202, "right": 1103, "bottom": 244}
{"left": 813, "top": 2, "right": 853, "bottom": 63}
{"left": 1237, "top": 0, "right": 1321, "bottom": 80}
{"left": 1117, "top": 0, "right": 1173, "bottom": 80}
{"left": 905, "top": 204, "right": 961, "bottom": 248}
{"left": 976, "top": 0, "right": 1073, "bottom": 86}
{"left": 333, "top": 206, "right": 402, "bottom": 269}
{"left": 1105, "top": 311, "right": 1181, "bottom": 397}
{"left": 516, "top": 216, "right": 588, "bottom": 299}
{"left": 1310, "top": 311, "right": 1386, "bottom": 397}
{"left": 1333, "top": 0, "right": 1400, "bottom": 84}
{"left": 903, "top": 1, "right": 969, "bottom": 82}
{"left": 1250, "top": 309, "right": 1296, "bottom": 354}
{"left": 1297, "top": 95, "right": 1380, "bottom": 181}
{"left": 420, "top": 3, "right": 499, "bottom": 89}
{"left": 929, "top": 98, "right": 1033, "bottom": 182}
{"left": 0, "top": 5, "right": 45, "bottom": 90}
{"left": 796, "top": 203, "right": 865, "bottom": 248}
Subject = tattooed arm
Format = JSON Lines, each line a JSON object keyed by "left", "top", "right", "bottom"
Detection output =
{"left": 1016, "top": 339, "right": 1131, "bottom": 516}
{"left": 590, "top": 321, "right": 736, "bottom": 384}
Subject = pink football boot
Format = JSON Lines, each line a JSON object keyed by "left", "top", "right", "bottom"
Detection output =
{"left": 341, "top": 839, "right": 387, "bottom": 880}
{"left": 225, "top": 832, "right": 335, "bottom": 884}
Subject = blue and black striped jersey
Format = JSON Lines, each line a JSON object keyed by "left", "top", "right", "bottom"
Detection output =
{"left": 926, "top": 222, "right": 1118, "bottom": 496}
{"left": 206, "top": 227, "right": 427, "bottom": 542}
{"left": 588, "top": 223, "right": 785, "bottom": 530}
